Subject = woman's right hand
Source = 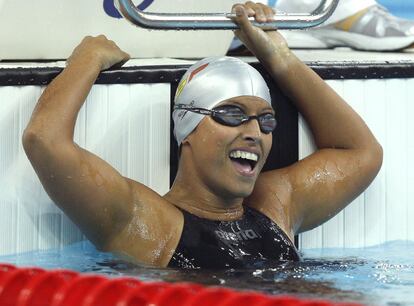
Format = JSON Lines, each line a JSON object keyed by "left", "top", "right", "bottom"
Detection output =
{"left": 67, "top": 35, "right": 130, "bottom": 71}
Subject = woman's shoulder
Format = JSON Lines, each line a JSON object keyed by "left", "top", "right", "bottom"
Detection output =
{"left": 105, "top": 178, "right": 184, "bottom": 267}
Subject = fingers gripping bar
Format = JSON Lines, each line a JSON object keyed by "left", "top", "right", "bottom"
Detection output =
{"left": 116, "top": 0, "right": 339, "bottom": 30}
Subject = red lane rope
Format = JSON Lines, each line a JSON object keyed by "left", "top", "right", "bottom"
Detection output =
{"left": 0, "top": 264, "right": 361, "bottom": 306}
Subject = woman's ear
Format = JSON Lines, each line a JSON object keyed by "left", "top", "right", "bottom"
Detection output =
{"left": 181, "top": 138, "right": 190, "bottom": 146}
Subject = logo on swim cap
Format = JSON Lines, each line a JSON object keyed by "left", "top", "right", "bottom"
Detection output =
{"left": 175, "top": 63, "right": 210, "bottom": 100}
{"left": 177, "top": 100, "right": 195, "bottom": 120}
{"left": 188, "top": 63, "right": 209, "bottom": 83}
{"left": 175, "top": 78, "right": 187, "bottom": 100}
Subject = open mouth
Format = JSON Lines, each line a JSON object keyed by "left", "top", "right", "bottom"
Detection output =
{"left": 229, "top": 150, "right": 259, "bottom": 176}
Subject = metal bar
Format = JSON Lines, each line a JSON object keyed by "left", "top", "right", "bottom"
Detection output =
{"left": 116, "top": 0, "right": 339, "bottom": 30}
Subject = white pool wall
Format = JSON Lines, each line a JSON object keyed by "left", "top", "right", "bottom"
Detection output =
{"left": 0, "top": 83, "right": 171, "bottom": 255}
{"left": 0, "top": 0, "right": 238, "bottom": 60}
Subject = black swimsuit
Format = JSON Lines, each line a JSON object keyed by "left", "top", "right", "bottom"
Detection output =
{"left": 168, "top": 206, "right": 300, "bottom": 269}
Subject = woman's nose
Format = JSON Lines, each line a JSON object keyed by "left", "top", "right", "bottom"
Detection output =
{"left": 241, "top": 118, "right": 262, "bottom": 142}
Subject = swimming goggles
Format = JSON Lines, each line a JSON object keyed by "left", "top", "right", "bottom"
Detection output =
{"left": 174, "top": 104, "right": 277, "bottom": 134}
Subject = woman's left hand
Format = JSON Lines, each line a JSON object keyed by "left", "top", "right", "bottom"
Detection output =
{"left": 231, "top": 2, "right": 290, "bottom": 63}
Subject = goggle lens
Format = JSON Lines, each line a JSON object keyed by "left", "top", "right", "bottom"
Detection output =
{"left": 212, "top": 106, "right": 276, "bottom": 134}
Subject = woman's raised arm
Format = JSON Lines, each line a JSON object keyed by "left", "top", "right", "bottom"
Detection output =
{"left": 22, "top": 35, "right": 135, "bottom": 247}
{"left": 233, "top": 3, "right": 383, "bottom": 235}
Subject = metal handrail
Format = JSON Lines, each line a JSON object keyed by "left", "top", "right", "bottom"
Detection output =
{"left": 116, "top": 0, "right": 339, "bottom": 30}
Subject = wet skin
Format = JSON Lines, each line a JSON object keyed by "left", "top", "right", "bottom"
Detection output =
{"left": 22, "top": 2, "right": 383, "bottom": 267}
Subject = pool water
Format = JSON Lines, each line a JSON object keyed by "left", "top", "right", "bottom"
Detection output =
{"left": 1, "top": 240, "right": 413, "bottom": 305}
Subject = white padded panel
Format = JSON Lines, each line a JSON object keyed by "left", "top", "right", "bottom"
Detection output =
{"left": 299, "top": 78, "right": 413, "bottom": 249}
{"left": 0, "top": 84, "right": 170, "bottom": 255}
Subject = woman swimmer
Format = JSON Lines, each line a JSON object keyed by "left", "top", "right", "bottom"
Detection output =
{"left": 23, "top": 2, "right": 382, "bottom": 269}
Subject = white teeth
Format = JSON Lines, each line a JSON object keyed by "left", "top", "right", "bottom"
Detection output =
{"left": 229, "top": 150, "right": 258, "bottom": 162}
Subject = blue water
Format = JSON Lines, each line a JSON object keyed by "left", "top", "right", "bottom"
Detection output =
{"left": 1, "top": 240, "right": 413, "bottom": 305}
{"left": 371, "top": 0, "right": 413, "bottom": 19}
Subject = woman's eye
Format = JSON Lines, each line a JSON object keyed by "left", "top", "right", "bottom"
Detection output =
{"left": 226, "top": 111, "right": 244, "bottom": 117}
{"left": 215, "top": 106, "right": 244, "bottom": 115}
{"left": 261, "top": 113, "right": 275, "bottom": 119}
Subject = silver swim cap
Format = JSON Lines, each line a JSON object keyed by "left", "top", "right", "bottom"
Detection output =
{"left": 173, "top": 56, "right": 272, "bottom": 145}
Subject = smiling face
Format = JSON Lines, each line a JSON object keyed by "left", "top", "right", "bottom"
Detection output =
{"left": 180, "top": 95, "right": 274, "bottom": 199}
